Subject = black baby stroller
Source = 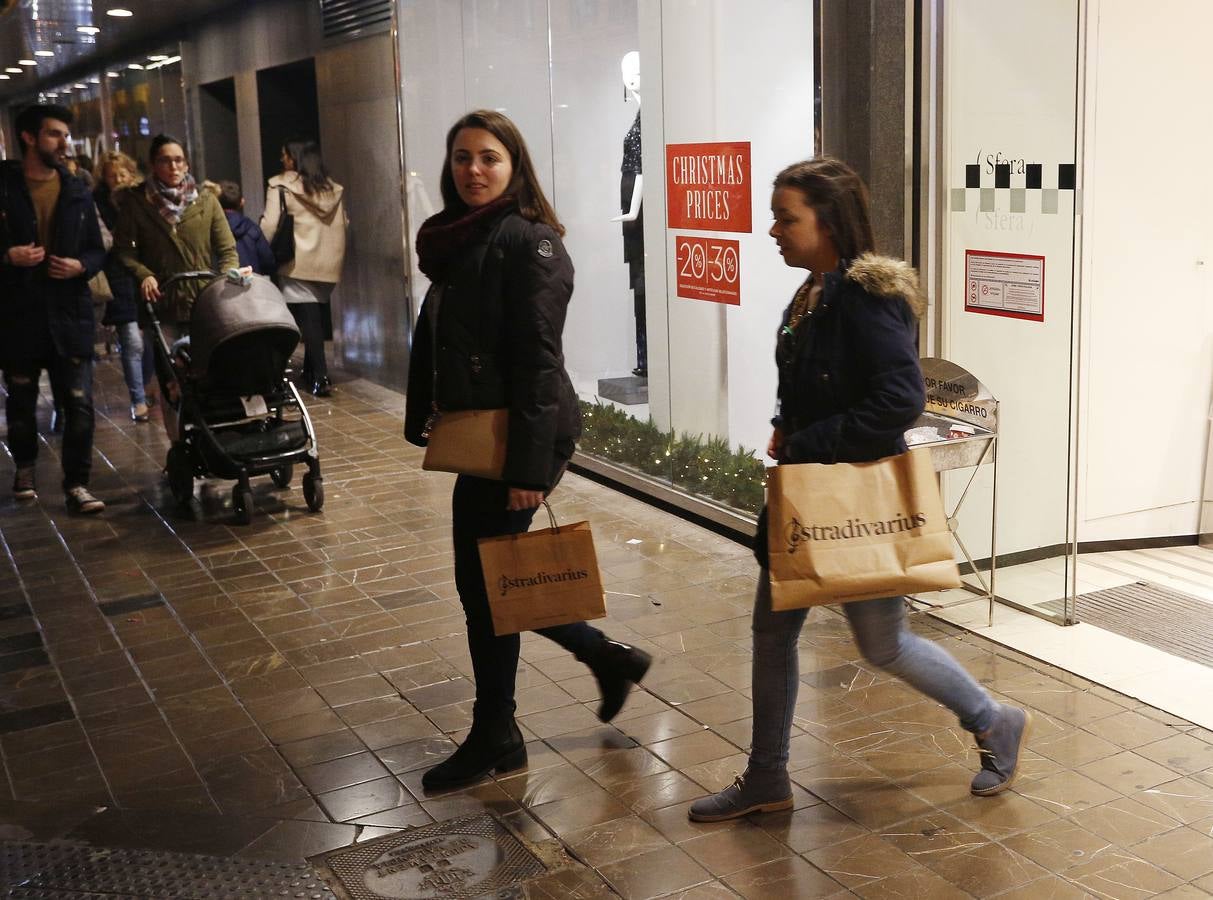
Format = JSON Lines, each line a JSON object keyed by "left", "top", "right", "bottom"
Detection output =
{"left": 148, "top": 271, "right": 324, "bottom": 524}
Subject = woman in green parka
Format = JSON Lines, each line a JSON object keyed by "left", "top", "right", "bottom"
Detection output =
{"left": 115, "top": 134, "right": 238, "bottom": 339}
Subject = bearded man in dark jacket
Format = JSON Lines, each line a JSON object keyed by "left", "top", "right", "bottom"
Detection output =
{"left": 0, "top": 104, "right": 107, "bottom": 513}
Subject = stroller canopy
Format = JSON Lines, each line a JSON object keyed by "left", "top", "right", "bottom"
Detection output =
{"left": 188, "top": 275, "right": 300, "bottom": 385}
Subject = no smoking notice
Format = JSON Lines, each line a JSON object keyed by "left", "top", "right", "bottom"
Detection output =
{"left": 964, "top": 250, "right": 1045, "bottom": 322}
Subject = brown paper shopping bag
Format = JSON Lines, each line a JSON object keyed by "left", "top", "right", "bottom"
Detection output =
{"left": 478, "top": 502, "right": 607, "bottom": 635}
{"left": 766, "top": 447, "right": 960, "bottom": 610}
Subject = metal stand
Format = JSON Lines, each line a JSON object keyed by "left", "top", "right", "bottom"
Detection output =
{"left": 905, "top": 359, "right": 999, "bottom": 626}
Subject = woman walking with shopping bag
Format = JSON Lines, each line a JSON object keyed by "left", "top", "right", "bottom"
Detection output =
{"left": 689, "top": 157, "right": 1029, "bottom": 822}
{"left": 403, "top": 110, "right": 651, "bottom": 791}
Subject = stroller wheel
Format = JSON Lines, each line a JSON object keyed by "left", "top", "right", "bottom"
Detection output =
{"left": 271, "top": 464, "right": 294, "bottom": 489}
{"left": 302, "top": 472, "right": 324, "bottom": 513}
{"left": 232, "top": 484, "right": 254, "bottom": 525}
{"left": 166, "top": 444, "right": 193, "bottom": 507}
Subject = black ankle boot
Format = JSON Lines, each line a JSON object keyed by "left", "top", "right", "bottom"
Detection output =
{"left": 590, "top": 640, "right": 652, "bottom": 722}
{"left": 421, "top": 716, "right": 526, "bottom": 791}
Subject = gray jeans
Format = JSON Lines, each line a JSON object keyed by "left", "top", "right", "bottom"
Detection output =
{"left": 749, "top": 571, "right": 999, "bottom": 771}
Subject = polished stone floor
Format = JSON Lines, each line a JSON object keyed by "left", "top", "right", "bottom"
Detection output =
{"left": 2, "top": 356, "right": 1213, "bottom": 899}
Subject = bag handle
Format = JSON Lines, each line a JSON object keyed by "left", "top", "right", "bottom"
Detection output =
{"left": 277, "top": 185, "right": 289, "bottom": 217}
{"left": 540, "top": 499, "right": 558, "bottom": 530}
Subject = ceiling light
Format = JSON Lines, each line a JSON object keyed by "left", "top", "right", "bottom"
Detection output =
{"left": 5, "top": 67, "right": 22, "bottom": 74}
{"left": 127, "top": 63, "right": 143, "bottom": 70}
{"left": 89, "top": 76, "right": 100, "bottom": 83}
{"left": 148, "top": 54, "right": 168, "bottom": 61}
{"left": 34, "top": 50, "right": 55, "bottom": 58}
{"left": 107, "top": 7, "right": 134, "bottom": 17}
{"left": 0, "top": 75, "right": 9, "bottom": 80}
{"left": 18, "top": 59, "right": 37, "bottom": 66}
{"left": 78, "top": 25, "right": 101, "bottom": 35}
{"left": 106, "top": 71, "right": 119, "bottom": 77}
{"left": 73, "top": 83, "right": 87, "bottom": 89}
{"left": 44, "top": 92, "right": 57, "bottom": 98}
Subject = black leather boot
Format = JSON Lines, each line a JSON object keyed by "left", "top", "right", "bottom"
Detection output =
{"left": 590, "top": 640, "right": 652, "bottom": 722}
{"left": 421, "top": 715, "right": 526, "bottom": 791}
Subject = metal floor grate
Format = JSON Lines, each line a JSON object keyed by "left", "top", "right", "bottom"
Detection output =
{"left": 0, "top": 841, "right": 336, "bottom": 898}
{"left": 1039, "top": 582, "right": 1213, "bottom": 667}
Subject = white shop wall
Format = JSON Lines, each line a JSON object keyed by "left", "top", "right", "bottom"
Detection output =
{"left": 644, "top": 0, "right": 814, "bottom": 457}
{"left": 941, "top": 0, "right": 1080, "bottom": 561}
{"left": 397, "top": 0, "right": 642, "bottom": 392}
{"left": 1076, "top": 0, "right": 1213, "bottom": 542}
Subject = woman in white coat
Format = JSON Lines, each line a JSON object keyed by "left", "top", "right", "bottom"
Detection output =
{"left": 262, "top": 139, "right": 347, "bottom": 396}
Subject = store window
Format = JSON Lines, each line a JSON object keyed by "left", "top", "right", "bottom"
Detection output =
{"left": 37, "top": 45, "right": 186, "bottom": 178}
{"left": 397, "top": 1, "right": 815, "bottom": 520}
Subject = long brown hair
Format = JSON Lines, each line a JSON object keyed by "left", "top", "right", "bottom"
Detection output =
{"left": 283, "top": 138, "right": 333, "bottom": 195}
{"left": 439, "top": 110, "right": 564, "bottom": 236}
{"left": 773, "top": 156, "right": 875, "bottom": 261}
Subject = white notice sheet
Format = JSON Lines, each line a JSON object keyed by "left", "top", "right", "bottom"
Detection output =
{"left": 964, "top": 250, "right": 1044, "bottom": 321}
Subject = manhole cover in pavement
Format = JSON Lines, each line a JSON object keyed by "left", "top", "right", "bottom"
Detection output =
{"left": 311, "top": 814, "right": 545, "bottom": 900}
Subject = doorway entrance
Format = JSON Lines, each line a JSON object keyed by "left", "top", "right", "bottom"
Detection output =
{"left": 256, "top": 58, "right": 320, "bottom": 185}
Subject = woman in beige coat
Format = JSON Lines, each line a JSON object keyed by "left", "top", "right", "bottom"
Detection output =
{"left": 261, "top": 139, "right": 347, "bottom": 396}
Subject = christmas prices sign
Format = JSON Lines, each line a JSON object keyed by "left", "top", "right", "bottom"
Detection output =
{"left": 665, "top": 142, "right": 751, "bottom": 233}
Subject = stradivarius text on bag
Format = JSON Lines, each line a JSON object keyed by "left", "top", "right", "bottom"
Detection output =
{"left": 499, "top": 567, "right": 591, "bottom": 597}
{"left": 784, "top": 513, "right": 929, "bottom": 554}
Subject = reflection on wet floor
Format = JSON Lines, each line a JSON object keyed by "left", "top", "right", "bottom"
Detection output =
{"left": 1, "top": 356, "right": 1213, "bottom": 898}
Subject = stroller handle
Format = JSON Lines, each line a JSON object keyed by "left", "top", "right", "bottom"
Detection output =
{"left": 159, "top": 270, "right": 221, "bottom": 293}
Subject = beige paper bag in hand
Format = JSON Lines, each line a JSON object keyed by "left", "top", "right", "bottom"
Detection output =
{"left": 766, "top": 447, "right": 960, "bottom": 610}
{"left": 478, "top": 501, "right": 607, "bottom": 635}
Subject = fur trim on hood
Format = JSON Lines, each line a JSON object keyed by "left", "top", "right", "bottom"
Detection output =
{"left": 845, "top": 252, "right": 926, "bottom": 320}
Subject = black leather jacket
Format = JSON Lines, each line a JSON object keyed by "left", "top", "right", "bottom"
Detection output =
{"left": 404, "top": 210, "right": 581, "bottom": 491}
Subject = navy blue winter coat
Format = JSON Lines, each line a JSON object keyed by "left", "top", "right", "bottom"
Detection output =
{"left": 756, "top": 253, "right": 927, "bottom": 564}
{"left": 225, "top": 210, "right": 276, "bottom": 276}
{"left": 0, "top": 162, "right": 106, "bottom": 363}
{"left": 774, "top": 254, "right": 927, "bottom": 464}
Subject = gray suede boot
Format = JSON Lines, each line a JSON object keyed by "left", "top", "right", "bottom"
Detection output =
{"left": 688, "top": 766, "right": 793, "bottom": 822}
{"left": 971, "top": 704, "right": 1031, "bottom": 796}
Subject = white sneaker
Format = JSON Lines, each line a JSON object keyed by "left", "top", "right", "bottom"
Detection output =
{"left": 65, "top": 486, "right": 105, "bottom": 515}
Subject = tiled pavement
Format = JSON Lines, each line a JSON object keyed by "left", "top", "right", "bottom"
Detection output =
{"left": 2, "top": 356, "right": 1213, "bottom": 899}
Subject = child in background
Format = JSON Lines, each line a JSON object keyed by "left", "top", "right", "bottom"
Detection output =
{"left": 218, "top": 181, "right": 276, "bottom": 276}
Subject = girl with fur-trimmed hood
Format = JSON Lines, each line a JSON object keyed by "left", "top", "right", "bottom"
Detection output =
{"left": 689, "top": 157, "right": 1029, "bottom": 823}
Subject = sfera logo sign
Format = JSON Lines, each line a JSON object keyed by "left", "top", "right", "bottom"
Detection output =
{"left": 785, "top": 513, "right": 928, "bottom": 554}
{"left": 499, "top": 567, "right": 590, "bottom": 597}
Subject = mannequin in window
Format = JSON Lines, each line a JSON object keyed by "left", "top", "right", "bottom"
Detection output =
{"left": 610, "top": 51, "right": 645, "bottom": 378}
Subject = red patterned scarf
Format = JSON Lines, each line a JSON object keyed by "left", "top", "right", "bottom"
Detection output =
{"left": 415, "top": 196, "right": 516, "bottom": 282}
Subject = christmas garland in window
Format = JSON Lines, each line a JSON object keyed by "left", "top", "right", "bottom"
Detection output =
{"left": 578, "top": 400, "right": 766, "bottom": 514}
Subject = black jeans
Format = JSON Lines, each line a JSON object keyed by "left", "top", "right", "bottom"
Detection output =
{"left": 288, "top": 303, "right": 327, "bottom": 382}
{"left": 4, "top": 356, "right": 95, "bottom": 489}
{"left": 452, "top": 474, "right": 605, "bottom": 720}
